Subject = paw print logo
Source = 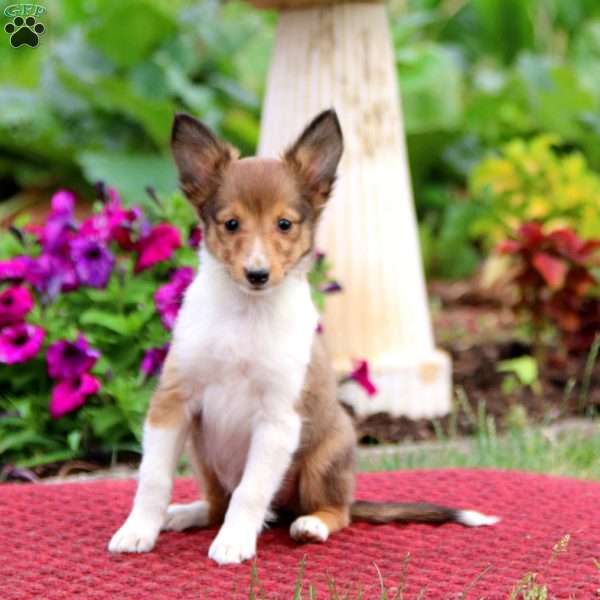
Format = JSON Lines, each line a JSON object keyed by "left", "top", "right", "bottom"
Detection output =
{"left": 4, "top": 16, "right": 45, "bottom": 48}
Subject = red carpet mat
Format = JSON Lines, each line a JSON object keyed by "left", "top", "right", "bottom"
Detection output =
{"left": 1, "top": 469, "right": 599, "bottom": 599}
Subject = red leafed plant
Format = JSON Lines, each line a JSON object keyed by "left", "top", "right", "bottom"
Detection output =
{"left": 498, "top": 223, "right": 600, "bottom": 354}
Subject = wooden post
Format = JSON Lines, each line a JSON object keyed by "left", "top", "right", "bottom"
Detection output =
{"left": 250, "top": 1, "right": 451, "bottom": 418}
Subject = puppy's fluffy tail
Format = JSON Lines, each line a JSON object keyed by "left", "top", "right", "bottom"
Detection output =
{"left": 351, "top": 501, "right": 500, "bottom": 527}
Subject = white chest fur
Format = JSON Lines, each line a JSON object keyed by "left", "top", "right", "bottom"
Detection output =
{"left": 171, "top": 250, "right": 318, "bottom": 492}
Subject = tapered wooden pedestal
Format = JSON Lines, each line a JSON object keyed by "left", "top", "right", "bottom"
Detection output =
{"left": 256, "top": 2, "right": 451, "bottom": 417}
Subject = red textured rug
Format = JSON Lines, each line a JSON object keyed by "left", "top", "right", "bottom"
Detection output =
{"left": 1, "top": 469, "right": 599, "bottom": 599}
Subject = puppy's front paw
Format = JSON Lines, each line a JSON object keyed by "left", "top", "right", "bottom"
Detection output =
{"left": 108, "top": 515, "right": 160, "bottom": 553}
{"left": 208, "top": 525, "right": 256, "bottom": 565}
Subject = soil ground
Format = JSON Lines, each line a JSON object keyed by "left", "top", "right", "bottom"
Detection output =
{"left": 354, "top": 280, "right": 600, "bottom": 444}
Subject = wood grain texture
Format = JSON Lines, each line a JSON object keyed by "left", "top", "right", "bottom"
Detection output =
{"left": 257, "top": 3, "right": 451, "bottom": 417}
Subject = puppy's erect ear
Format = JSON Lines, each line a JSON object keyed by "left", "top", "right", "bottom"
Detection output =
{"left": 284, "top": 109, "right": 344, "bottom": 212}
{"left": 171, "top": 113, "right": 236, "bottom": 214}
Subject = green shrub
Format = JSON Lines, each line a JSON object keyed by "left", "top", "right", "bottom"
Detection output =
{"left": 469, "top": 135, "right": 600, "bottom": 246}
{"left": 0, "top": 0, "right": 273, "bottom": 205}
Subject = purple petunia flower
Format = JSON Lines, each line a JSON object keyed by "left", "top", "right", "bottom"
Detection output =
{"left": 135, "top": 223, "right": 182, "bottom": 272}
{"left": 0, "top": 286, "right": 34, "bottom": 327}
{"left": 70, "top": 238, "right": 115, "bottom": 288}
{"left": 50, "top": 373, "right": 100, "bottom": 419}
{"left": 154, "top": 267, "right": 194, "bottom": 330}
{"left": 42, "top": 189, "right": 77, "bottom": 254}
{"left": 0, "top": 255, "right": 75, "bottom": 298}
{"left": 0, "top": 323, "right": 45, "bottom": 364}
{"left": 348, "top": 359, "right": 378, "bottom": 396}
{"left": 28, "top": 253, "right": 79, "bottom": 298}
{"left": 46, "top": 336, "right": 100, "bottom": 380}
{"left": 140, "top": 344, "right": 169, "bottom": 378}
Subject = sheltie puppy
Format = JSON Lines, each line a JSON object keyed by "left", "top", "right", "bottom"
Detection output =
{"left": 109, "top": 109, "right": 498, "bottom": 565}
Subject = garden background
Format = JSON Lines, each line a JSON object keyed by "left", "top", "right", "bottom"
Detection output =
{"left": 0, "top": 0, "right": 599, "bottom": 479}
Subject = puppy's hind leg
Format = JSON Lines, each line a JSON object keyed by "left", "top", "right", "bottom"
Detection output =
{"left": 290, "top": 506, "right": 350, "bottom": 543}
{"left": 291, "top": 420, "right": 355, "bottom": 544}
{"left": 163, "top": 501, "right": 210, "bottom": 531}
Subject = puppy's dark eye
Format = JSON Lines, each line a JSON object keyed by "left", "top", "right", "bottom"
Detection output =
{"left": 224, "top": 219, "right": 239, "bottom": 233}
{"left": 278, "top": 218, "right": 292, "bottom": 232}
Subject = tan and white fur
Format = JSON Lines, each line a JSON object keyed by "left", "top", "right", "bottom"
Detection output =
{"left": 108, "top": 110, "right": 498, "bottom": 565}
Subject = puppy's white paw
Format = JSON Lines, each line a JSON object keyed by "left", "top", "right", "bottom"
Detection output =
{"left": 108, "top": 515, "right": 160, "bottom": 553}
{"left": 162, "top": 501, "right": 210, "bottom": 532}
{"left": 290, "top": 515, "right": 329, "bottom": 543}
{"left": 208, "top": 525, "right": 256, "bottom": 565}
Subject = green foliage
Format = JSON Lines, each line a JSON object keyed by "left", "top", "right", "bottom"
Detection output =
{"left": 498, "top": 356, "right": 541, "bottom": 395}
{"left": 418, "top": 186, "right": 482, "bottom": 280}
{"left": 390, "top": 1, "right": 600, "bottom": 278}
{"left": 0, "top": 0, "right": 273, "bottom": 204}
{"left": 470, "top": 135, "right": 600, "bottom": 245}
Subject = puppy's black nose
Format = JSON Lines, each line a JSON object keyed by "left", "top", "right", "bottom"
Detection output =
{"left": 245, "top": 269, "right": 270, "bottom": 286}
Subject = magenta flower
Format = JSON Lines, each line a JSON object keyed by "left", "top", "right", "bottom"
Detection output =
{"left": 0, "top": 256, "right": 33, "bottom": 282}
{"left": 50, "top": 373, "right": 100, "bottom": 419}
{"left": 0, "top": 323, "right": 44, "bottom": 364}
{"left": 155, "top": 267, "right": 194, "bottom": 330}
{"left": 140, "top": 344, "right": 169, "bottom": 378}
{"left": 348, "top": 359, "right": 377, "bottom": 396}
{"left": 51, "top": 189, "right": 76, "bottom": 213}
{"left": 0, "top": 286, "right": 34, "bottom": 327}
{"left": 47, "top": 336, "right": 100, "bottom": 380}
{"left": 188, "top": 226, "right": 203, "bottom": 249}
{"left": 135, "top": 223, "right": 182, "bottom": 272}
{"left": 111, "top": 206, "right": 147, "bottom": 250}
{"left": 81, "top": 189, "right": 147, "bottom": 250}
{"left": 70, "top": 238, "right": 114, "bottom": 288}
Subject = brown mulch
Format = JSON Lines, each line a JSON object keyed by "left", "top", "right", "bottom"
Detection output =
{"left": 353, "top": 280, "right": 600, "bottom": 444}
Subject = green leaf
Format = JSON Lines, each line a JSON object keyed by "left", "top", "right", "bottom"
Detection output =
{"left": 57, "top": 68, "right": 173, "bottom": 147}
{"left": 80, "top": 305, "right": 154, "bottom": 336}
{"left": 80, "top": 310, "right": 132, "bottom": 335}
{"left": 67, "top": 430, "right": 82, "bottom": 452}
{"left": 86, "top": 0, "right": 177, "bottom": 69}
{"left": 571, "top": 20, "right": 600, "bottom": 99}
{"left": 16, "top": 449, "right": 78, "bottom": 469}
{"left": 88, "top": 406, "right": 125, "bottom": 438}
{"left": 516, "top": 54, "right": 595, "bottom": 139}
{"left": 77, "top": 151, "right": 177, "bottom": 206}
{"left": 497, "top": 356, "right": 539, "bottom": 387}
{"left": 470, "top": 0, "right": 534, "bottom": 63}
{"left": 398, "top": 44, "right": 464, "bottom": 134}
{"left": 0, "top": 430, "right": 57, "bottom": 455}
